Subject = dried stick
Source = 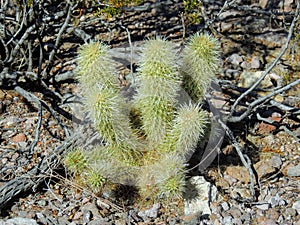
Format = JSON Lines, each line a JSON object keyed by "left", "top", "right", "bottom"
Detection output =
{"left": 229, "top": 0, "right": 300, "bottom": 118}
{"left": 29, "top": 101, "right": 43, "bottom": 154}
{"left": 0, "top": 133, "right": 78, "bottom": 211}
{"left": 219, "top": 119, "right": 256, "bottom": 201}
{"left": 7, "top": 24, "right": 36, "bottom": 64}
{"left": 14, "top": 86, "right": 70, "bottom": 137}
{"left": 229, "top": 78, "right": 300, "bottom": 122}
{"left": 41, "top": 4, "right": 72, "bottom": 79}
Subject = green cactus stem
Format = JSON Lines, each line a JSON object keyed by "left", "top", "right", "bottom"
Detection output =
{"left": 161, "top": 103, "right": 208, "bottom": 159}
{"left": 134, "top": 37, "right": 182, "bottom": 144}
{"left": 76, "top": 42, "right": 119, "bottom": 92}
{"left": 182, "top": 33, "right": 220, "bottom": 101}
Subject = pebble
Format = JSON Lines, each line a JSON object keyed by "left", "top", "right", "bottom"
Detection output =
{"left": 138, "top": 203, "right": 160, "bottom": 219}
{"left": 11, "top": 133, "right": 27, "bottom": 143}
{"left": 88, "top": 219, "right": 112, "bottom": 225}
{"left": 255, "top": 203, "right": 270, "bottom": 211}
{"left": 222, "top": 215, "right": 233, "bottom": 224}
{"left": 81, "top": 202, "right": 102, "bottom": 220}
{"left": 73, "top": 211, "right": 83, "bottom": 220}
{"left": 227, "top": 207, "right": 242, "bottom": 218}
{"left": 2, "top": 218, "right": 38, "bottom": 225}
{"left": 292, "top": 200, "right": 300, "bottom": 214}
{"left": 232, "top": 218, "right": 243, "bottom": 225}
{"left": 287, "top": 163, "right": 300, "bottom": 177}
{"left": 268, "top": 195, "right": 286, "bottom": 208}
{"left": 82, "top": 210, "right": 92, "bottom": 223}
{"left": 284, "top": 208, "right": 297, "bottom": 219}
{"left": 250, "top": 56, "right": 261, "bottom": 69}
{"left": 226, "top": 53, "right": 243, "bottom": 66}
{"left": 266, "top": 208, "right": 279, "bottom": 220}
{"left": 184, "top": 176, "right": 218, "bottom": 215}
{"left": 221, "top": 202, "right": 230, "bottom": 211}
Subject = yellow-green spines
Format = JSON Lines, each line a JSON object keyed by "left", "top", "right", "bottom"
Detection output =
{"left": 135, "top": 37, "right": 182, "bottom": 143}
{"left": 167, "top": 103, "right": 208, "bottom": 159}
{"left": 182, "top": 33, "right": 220, "bottom": 101}
{"left": 85, "top": 169, "right": 106, "bottom": 192}
{"left": 76, "top": 42, "right": 118, "bottom": 91}
{"left": 157, "top": 103, "right": 208, "bottom": 160}
{"left": 85, "top": 87, "right": 140, "bottom": 150}
{"left": 64, "top": 148, "right": 87, "bottom": 175}
{"left": 155, "top": 154, "right": 186, "bottom": 199}
{"left": 138, "top": 153, "right": 186, "bottom": 200}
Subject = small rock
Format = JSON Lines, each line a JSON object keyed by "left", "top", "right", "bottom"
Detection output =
{"left": 35, "top": 212, "right": 48, "bottom": 224}
{"left": 238, "top": 71, "right": 274, "bottom": 89}
{"left": 57, "top": 217, "right": 70, "bottom": 225}
{"left": 266, "top": 208, "right": 279, "bottom": 220}
{"left": 240, "top": 61, "right": 249, "bottom": 69}
{"left": 259, "top": 0, "right": 268, "bottom": 9}
{"left": 82, "top": 210, "right": 92, "bottom": 223}
{"left": 221, "top": 202, "right": 230, "bottom": 211}
{"left": 259, "top": 218, "right": 277, "bottom": 225}
{"left": 138, "top": 203, "right": 160, "bottom": 219}
{"left": 73, "top": 211, "right": 83, "bottom": 220}
{"left": 255, "top": 155, "right": 282, "bottom": 179}
{"left": 82, "top": 202, "right": 102, "bottom": 220}
{"left": 184, "top": 176, "right": 218, "bottom": 215}
{"left": 223, "top": 174, "right": 237, "bottom": 186}
{"left": 5, "top": 217, "right": 38, "bottom": 225}
{"left": 287, "top": 163, "right": 300, "bottom": 177}
{"left": 292, "top": 200, "right": 300, "bottom": 214}
{"left": 223, "top": 215, "right": 233, "bottom": 224}
{"left": 88, "top": 219, "right": 111, "bottom": 225}
{"left": 225, "top": 166, "right": 249, "bottom": 183}
{"left": 11, "top": 133, "right": 27, "bottom": 143}
{"left": 232, "top": 218, "right": 243, "bottom": 225}
{"left": 227, "top": 207, "right": 242, "bottom": 218}
{"left": 284, "top": 208, "right": 297, "bottom": 218}
{"left": 255, "top": 203, "right": 270, "bottom": 211}
{"left": 226, "top": 53, "right": 243, "bottom": 66}
{"left": 268, "top": 195, "right": 283, "bottom": 208}
{"left": 250, "top": 56, "right": 261, "bottom": 69}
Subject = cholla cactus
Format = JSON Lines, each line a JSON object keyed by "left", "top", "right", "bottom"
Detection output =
{"left": 65, "top": 33, "right": 220, "bottom": 202}
{"left": 181, "top": 32, "right": 220, "bottom": 101}
{"left": 134, "top": 37, "right": 182, "bottom": 144}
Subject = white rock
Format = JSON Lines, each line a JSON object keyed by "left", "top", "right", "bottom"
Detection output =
{"left": 287, "top": 163, "right": 300, "bottom": 177}
{"left": 238, "top": 71, "right": 275, "bottom": 88}
{"left": 226, "top": 53, "right": 243, "bottom": 66}
{"left": 184, "top": 176, "right": 218, "bottom": 215}
{"left": 4, "top": 218, "right": 38, "bottom": 225}
{"left": 221, "top": 202, "right": 230, "bottom": 211}
{"left": 255, "top": 203, "right": 270, "bottom": 211}
{"left": 292, "top": 200, "right": 300, "bottom": 214}
{"left": 250, "top": 56, "right": 261, "bottom": 69}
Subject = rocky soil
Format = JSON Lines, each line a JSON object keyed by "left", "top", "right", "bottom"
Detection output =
{"left": 0, "top": 0, "right": 300, "bottom": 224}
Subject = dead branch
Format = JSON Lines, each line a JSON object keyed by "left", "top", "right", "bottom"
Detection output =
{"left": 0, "top": 133, "right": 78, "bottom": 211}
{"left": 229, "top": 78, "right": 300, "bottom": 122}
{"left": 229, "top": 0, "right": 300, "bottom": 119}
{"left": 219, "top": 119, "right": 256, "bottom": 201}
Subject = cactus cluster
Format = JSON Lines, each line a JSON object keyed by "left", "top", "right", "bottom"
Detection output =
{"left": 65, "top": 33, "right": 219, "bottom": 202}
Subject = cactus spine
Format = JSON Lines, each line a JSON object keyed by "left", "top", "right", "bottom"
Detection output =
{"left": 181, "top": 33, "right": 220, "bottom": 101}
{"left": 134, "top": 37, "right": 182, "bottom": 144}
{"left": 65, "top": 33, "right": 220, "bottom": 202}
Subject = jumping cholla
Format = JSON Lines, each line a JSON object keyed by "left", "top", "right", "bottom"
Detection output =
{"left": 64, "top": 33, "right": 220, "bottom": 202}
